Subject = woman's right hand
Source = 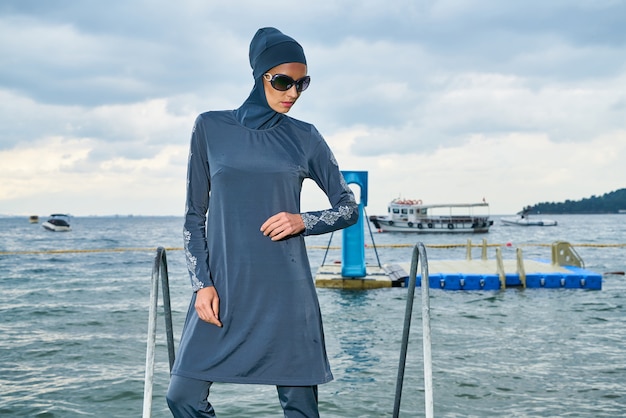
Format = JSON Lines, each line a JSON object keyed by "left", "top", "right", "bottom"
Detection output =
{"left": 195, "top": 286, "right": 222, "bottom": 327}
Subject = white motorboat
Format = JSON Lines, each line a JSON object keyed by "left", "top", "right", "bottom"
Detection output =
{"left": 369, "top": 198, "right": 493, "bottom": 233}
{"left": 501, "top": 208, "right": 557, "bottom": 227}
{"left": 42, "top": 214, "right": 72, "bottom": 232}
{"left": 501, "top": 215, "right": 557, "bottom": 227}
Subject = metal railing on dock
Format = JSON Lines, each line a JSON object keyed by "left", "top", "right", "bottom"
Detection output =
{"left": 141, "top": 245, "right": 435, "bottom": 417}
{"left": 393, "top": 243, "right": 434, "bottom": 418}
{"left": 142, "top": 247, "right": 176, "bottom": 418}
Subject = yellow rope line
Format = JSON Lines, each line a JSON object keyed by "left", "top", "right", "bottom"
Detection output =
{"left": 314, "top": 243, "right": 626, "bottom": 249}
{"left": 0, "top": 247, "right": 184, "bottom": 256}
{"left": 1, "top": 243, "right": 624, "bottom": 256}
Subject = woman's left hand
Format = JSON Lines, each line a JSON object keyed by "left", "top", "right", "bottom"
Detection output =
{"left": 260, "top": 212, "right": 305, "bottom": 241}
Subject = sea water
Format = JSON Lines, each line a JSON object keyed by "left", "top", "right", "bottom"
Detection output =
{"left": 0, "top": 215, "right": 625, "bottom": 417}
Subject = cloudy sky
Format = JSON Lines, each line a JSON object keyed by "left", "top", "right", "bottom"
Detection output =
{"left": 1, "top": 0, "right": 625, "bottom": 217}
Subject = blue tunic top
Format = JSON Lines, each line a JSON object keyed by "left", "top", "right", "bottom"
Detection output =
{"left": 172, "top": 110, "right": 358, "bottom": 385}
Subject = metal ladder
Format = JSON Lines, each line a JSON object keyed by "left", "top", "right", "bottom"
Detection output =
{"left": 393, "top": 243, "right": 434, "bottom": 418}
{"left": 142, "top": 247, "right": 176, "bottom": 418}
{"left": 142, "top": 244, "right": 434, "bottom": 417}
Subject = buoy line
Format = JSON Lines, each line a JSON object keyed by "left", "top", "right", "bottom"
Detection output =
{"left": 0, "top": 247, "right": 184, "bottom": 256}
{"left": 1, "top": 242, "right": 624, "bottom": 256}
{"left": 311, "top": 242, "right": 626, "bottom": 250}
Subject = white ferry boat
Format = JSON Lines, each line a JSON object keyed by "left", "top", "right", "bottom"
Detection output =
{"left": 369, "top": 198, "right": 493, "bottom": 233}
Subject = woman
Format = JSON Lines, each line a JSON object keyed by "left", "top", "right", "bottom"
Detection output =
{"left": 166, "top": 27, "right": 359, "bottom": 417}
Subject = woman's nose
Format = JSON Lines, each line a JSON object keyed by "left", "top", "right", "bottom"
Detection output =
{"left": 286, "top": 84, "right": 299, "bottom": 98}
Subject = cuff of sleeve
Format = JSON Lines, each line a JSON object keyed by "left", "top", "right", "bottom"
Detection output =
{"left": 190, "top": 275, "right": 214, "bottom": 292}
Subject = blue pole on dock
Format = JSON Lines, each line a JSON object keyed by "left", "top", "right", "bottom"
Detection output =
{"left": 340, "top": 171, "right": 368, "bottom": 277}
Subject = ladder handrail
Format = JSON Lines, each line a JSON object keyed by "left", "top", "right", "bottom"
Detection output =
{"left": 393, "top": 243, "right": 434, "bottom": 418}
{"left": 142, "top": 247, "right": 176, "bottom": 418}
{"left": 143, "top": 245, "right": 435, "bottom": 417}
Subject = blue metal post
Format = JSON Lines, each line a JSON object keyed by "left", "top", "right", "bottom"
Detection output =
{"left": 340, "top": 171, "right": 368, "bottom": 277}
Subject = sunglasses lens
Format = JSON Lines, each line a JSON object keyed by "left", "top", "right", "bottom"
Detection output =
{"left": 271, "top": 75, "right": 293, "bottom": 91}
{"left": 297, "top": 76, "right": 311, "bottom": 92}
{"left": 267, "top": 74, "right": 311, "bottom": 92}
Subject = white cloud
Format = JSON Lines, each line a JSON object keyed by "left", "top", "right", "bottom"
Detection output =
{"left": 312, "top": 129, "right": 626, "bottom": 216}
{"left": 1, "top": 0, "right": 625, "bottom": 216}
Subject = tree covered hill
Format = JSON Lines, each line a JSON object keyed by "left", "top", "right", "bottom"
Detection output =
{"left": 528, "top": 188, "right": 626, "bottom": 214}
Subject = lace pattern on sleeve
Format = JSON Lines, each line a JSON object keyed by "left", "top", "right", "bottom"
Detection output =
{"left": 302, "top": 205, "right": 357, "bottom": 230}
{"left": 184, "top": 227, "right": 204, "bottom": 291}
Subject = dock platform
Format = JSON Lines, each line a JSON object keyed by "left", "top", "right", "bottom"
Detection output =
{"left": 315, "top": 264, "right": 405, "bottom": 289}
{"left": 316, "top": 171, "right": 603, "bottom": 291}
{"left": 398, "top": 258, "right": 602, "bottom": 290}
{"left": 314, "top": 241, "right": 602, "bottom": 291}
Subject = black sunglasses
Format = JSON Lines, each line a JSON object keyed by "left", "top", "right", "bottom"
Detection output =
{"left": 263, "top": 73, "right": 311, "bottom": 93}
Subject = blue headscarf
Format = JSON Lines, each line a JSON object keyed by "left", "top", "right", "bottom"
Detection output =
{"left": 234, "top": 27, "right": 307, "bottom": 130}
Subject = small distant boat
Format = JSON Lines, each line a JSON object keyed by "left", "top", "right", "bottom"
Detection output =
{"left": 42, "top": 214, "right": 71, "bottom": 232}
{"left": 501, "top": 207, "right": 557, "bottom": 227}
{"left": 501, "top": 216, "right": 558, "bottom": 227}
{"left": 29, "top": 215, "right": 39, "bottom": 223}
{"left": 369, "top": 198, "right": 494, "bottom": 233}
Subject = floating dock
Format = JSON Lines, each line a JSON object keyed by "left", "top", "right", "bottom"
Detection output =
{"left": 315, "top": 171, "right": 602, "bottom": 291}
{"left": 315, "top": 264, "right": 405, "bottom": 289}
{"left": 314, "top": 241, "right": 602, "bottom": 291}
{"left": 398, "top": 258, "right": 602, "bottom": 290}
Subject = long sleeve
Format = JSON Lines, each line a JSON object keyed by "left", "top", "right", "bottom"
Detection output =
{"left": 183, "top": 116, "right": 213, "bottom": 291}
{"left": 301, "top": 128, "right": 359, "bottom": 236}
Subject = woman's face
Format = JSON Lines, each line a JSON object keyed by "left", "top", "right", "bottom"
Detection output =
{"left": 262, "top": 62, "right": 308, "bottom": 114}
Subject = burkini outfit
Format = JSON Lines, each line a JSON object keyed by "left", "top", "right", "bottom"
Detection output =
{"left": 166, "top": 28, "right": 359, "bottom": 417}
